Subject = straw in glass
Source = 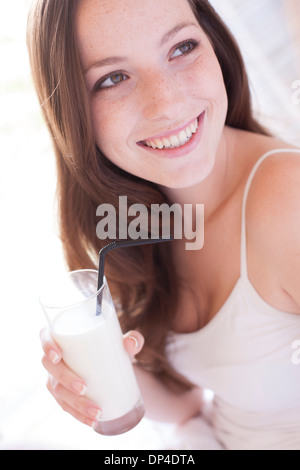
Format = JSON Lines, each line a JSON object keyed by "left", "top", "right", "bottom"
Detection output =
{"left": 96, "top": 237, "right": 173, "bottom": 315}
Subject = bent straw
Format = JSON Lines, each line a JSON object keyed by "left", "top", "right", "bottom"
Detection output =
{"left": 97, "top": 237, "right": 173, "bottom": 290}
{"left": 96, "top": 237, "right": 173, "bottom": 314}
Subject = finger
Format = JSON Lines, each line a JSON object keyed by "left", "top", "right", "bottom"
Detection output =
{"left": 47, "top": 377, "right": 101, "bottom": 426}
{"left": 123, "top": 330, "right": 145, "bottom": 357}
{"left": 42, "top": 354, "right": 87, "bottom": 397}
{"left": 40, "top": 328, "right": 62, "bottom": 365}
{"left": 58, "top": 400, "right": 96, "bottom": 428}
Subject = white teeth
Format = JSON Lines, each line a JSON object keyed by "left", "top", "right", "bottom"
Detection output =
{"left": 162, "top": 138, "right": 171, "bottom": 148}
{"left": 190, "top": 123, "right": 196, "bottom": 133}
{"left": 143, "top": 117, "right": 199, "bottom": 150}
{"left": 186, "top": 127, "right": 192, "bottom": 138}
{"left": 155, "top": 138, "right": 164, "bottom": 149}
{"left": 179, "top": 130, "right": 188, "bottom": 145}
{"left": 170, "top": 135, "right": 180, "bottom": 147}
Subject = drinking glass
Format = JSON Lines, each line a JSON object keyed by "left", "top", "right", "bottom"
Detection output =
{"left": 40, "top": 269, "right": 144, "bottom": 436}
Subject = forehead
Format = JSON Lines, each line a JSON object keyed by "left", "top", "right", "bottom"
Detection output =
{"left": 75, "top": 0, "right": 198, "bottom": 65}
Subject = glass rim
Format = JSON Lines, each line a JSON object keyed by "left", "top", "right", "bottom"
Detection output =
{"left": 39, "top": 269, "right": 106, "bottom": 311}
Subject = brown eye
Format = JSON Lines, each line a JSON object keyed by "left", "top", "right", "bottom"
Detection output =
{"left": 94, "top": 72, "right": 128, "bottom": 92}
{"left": 178, "top": 43, "right": 193, "bottom": 54}
{"left": 110, "top": 73, "right": 125, "bottom": 85}
{"left": 170, "top": 39, "right": 199, "bottom": 59}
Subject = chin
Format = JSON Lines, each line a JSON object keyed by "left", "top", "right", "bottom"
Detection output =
{"left": 160, "top": 158, "right": 216, "bottom": 190}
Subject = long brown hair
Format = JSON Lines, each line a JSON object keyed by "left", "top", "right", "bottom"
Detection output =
{"left": 27, "top": 0, "right": 269, "bottom": 390}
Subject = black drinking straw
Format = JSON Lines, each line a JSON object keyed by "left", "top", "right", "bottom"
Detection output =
{"left": 96, "top": 237, "right": 173, "bottom": 315}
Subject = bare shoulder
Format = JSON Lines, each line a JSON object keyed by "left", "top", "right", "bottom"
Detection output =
{"left": 245, "top": 141, "right": 300, "bottom": 239}
{"left": 229, "top": 129, "right": 300, "bottom": 240}
{"left": 244, "top": 138, "right": 300, "bottom": 309}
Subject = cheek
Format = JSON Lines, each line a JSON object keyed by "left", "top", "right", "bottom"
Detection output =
{"left": 185, "top": 55, "right": 227, "bottom": 103}
{"left": 91, "top": 100, "right": 125, "bottom": 151}
{"left": 91, "top": 99, "right": 138, "bottom": 170}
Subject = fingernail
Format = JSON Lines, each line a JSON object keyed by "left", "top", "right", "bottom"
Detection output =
{"left": 87, "top": 407, "right": 102, "bottom": 420}
{"left": 128, "top": 336, "right": 139, "bottom": 348}
{"left": 49, "top": 349, "right": 60, "bottom": 365}
{"left": 72, "top": 380, "right": 87, "bottom": 396}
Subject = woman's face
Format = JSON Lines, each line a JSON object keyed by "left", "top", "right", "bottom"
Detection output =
{"left": 75, "top": 0, "right": 228, "bottom": 189}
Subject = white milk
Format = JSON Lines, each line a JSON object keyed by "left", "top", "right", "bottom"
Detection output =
{"left": 52, "top": 301, "right": 142, "bottom": 422}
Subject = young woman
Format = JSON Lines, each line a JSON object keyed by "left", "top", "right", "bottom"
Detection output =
{"left": 27, "top": 0, "right": 300, "bottom": 450}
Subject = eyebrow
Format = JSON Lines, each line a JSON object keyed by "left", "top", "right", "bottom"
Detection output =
{"left": 84, "top": 21, "right": 198, "bottom": 74}
{"left": 160, "top": 21, "right": 199, "bottom": 46}
{"left": 85, "top": 56, "right": 127, "bottom": 74}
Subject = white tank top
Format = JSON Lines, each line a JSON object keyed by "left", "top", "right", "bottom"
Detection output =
{"left": 166, "top": 149, "right": 300, "bottom": 450}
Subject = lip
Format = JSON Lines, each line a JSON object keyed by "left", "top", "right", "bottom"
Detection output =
{"left": 137, "top": 111, "right": 205, "bottom": 158}
{"left": 140, "top": 115, "right": 200, "bottom": 142}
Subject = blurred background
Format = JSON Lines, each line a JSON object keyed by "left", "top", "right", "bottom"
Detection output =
{"left": 0, "top": 0, "right": 299, "bottom": 450}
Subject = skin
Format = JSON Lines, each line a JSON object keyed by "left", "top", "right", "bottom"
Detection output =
{"left": 41, "top": 0, "right": 300, "bottom": 428}
{"left": 77, "top": 0, "right": 228, "bottom": 190}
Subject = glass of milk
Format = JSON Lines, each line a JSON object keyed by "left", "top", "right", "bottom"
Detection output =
{"left": 39, "top": 269, "right": 145, "bottom": 435}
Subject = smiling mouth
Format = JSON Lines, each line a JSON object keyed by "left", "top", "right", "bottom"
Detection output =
{"left": 139, "top": 115, "right": 201, "bottom": 150}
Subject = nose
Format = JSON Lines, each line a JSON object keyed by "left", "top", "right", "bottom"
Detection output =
{"left": 139, "top": 70, "right": 185, "bottom": 121}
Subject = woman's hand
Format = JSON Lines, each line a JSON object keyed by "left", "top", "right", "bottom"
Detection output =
{"left": 40, "top": 328, "right": 144, "bottom": 427}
